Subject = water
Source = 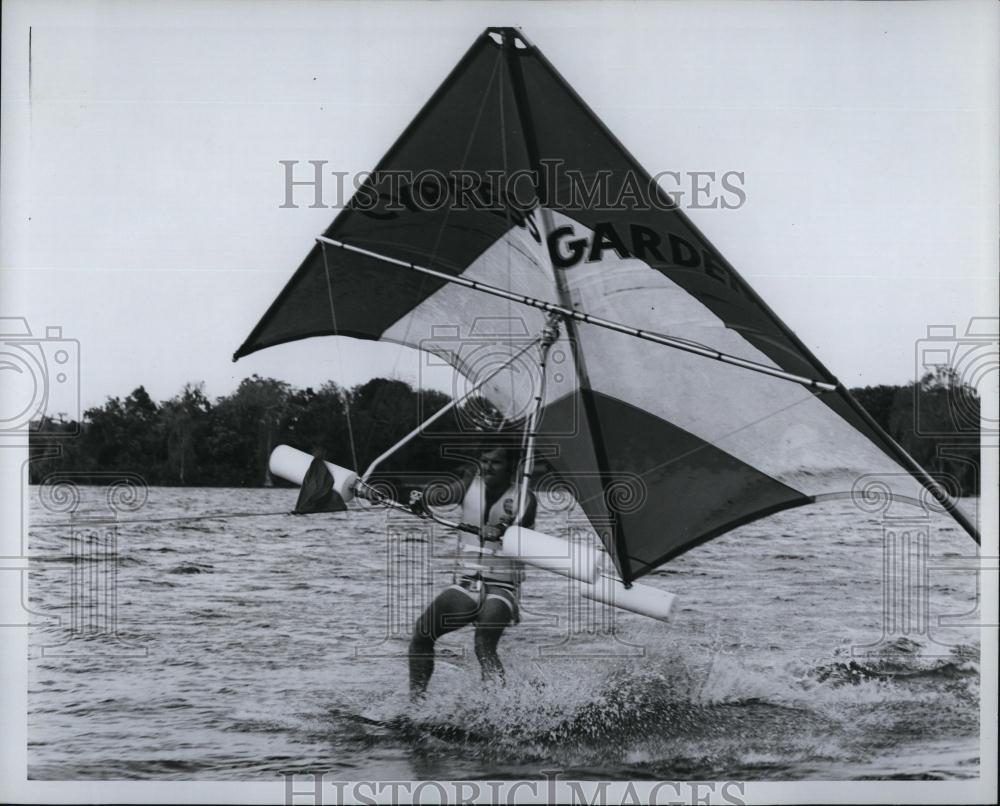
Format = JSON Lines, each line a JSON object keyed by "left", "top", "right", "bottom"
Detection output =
{"left": 28, "top": 486, "right": 981, "bottom": 780}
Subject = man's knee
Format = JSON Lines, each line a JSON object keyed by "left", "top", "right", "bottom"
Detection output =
{"left": 477, "top": 598, "right": 513, "bottom": 631}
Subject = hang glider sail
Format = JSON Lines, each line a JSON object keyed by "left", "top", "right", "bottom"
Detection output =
{"left": 235, "top": 27, "right": 979, "bottom": 585}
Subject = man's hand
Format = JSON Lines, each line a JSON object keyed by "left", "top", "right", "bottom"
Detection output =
{"left": 408, "top": 490, "right": 428, "bottom": 518}
{"left": 481, "top": 524, "right": 506, "bottom": 542}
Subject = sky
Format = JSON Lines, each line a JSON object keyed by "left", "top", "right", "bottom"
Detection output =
{"left": 1, "top": 0, "right": 998, "bottom": 417}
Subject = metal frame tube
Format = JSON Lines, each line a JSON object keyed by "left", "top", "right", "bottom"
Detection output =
{"left": 357, "top": 335, "right": 542, "bottom": 483}
{"left": 315, "top": 234, "right": 836, "bottom": 393}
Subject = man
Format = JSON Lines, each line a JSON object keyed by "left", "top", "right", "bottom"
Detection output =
{"left": 407, "top": 446, "right": 537, "bottom": 699}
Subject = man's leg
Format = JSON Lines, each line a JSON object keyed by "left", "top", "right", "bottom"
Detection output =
{"left": 473, "top": 593, "right": 515, "bottom": 684}
{"left": 409, "top": 586, "right": 479, "bottom": 699}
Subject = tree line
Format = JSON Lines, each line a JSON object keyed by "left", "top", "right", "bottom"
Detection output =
{"left": 848, "top": 366, "right": 980, "bottom": 497}
{"left": 29, "top": 368, "right": 981, "bottom": 496}
{"left": 28, "top": 376, "right": 465, "bottom": 489}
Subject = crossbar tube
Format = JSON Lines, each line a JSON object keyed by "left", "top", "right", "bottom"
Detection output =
{"left": 315, "top": 235, "right": 837, "bottom": 392}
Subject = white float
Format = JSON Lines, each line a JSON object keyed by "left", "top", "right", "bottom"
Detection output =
{"left": 268, "top": 445, "right": 358, "bottom": 502}
{"left": 268, "top": 445, "right": 673, "bottom": 621}
{"left": 500, "top": 526, "right": 599, "bottom": 583}
{"left": 581, "top": 571, "right": 677, "bottom": 622}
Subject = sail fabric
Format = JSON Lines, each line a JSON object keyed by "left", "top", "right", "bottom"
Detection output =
{"left": 236, "top": 34, "right": 534, "bottom": 358}
{"left": 235, "top": 29, "right": 979, "bottom": 584}
{"left": 293, "top": 456, "right": 348, "bottom": 514}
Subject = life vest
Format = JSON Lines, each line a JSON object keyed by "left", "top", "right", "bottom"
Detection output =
{"left": 455, "top": 476, "right": 526, "bottom": 584}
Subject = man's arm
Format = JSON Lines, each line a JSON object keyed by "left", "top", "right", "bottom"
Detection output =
{"left": 519, "top": 490, "right": 537, "bottom": 530}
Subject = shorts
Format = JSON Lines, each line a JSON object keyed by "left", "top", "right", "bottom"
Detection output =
{"left": 449, "top": 575, "right": 520, "bottom": 624}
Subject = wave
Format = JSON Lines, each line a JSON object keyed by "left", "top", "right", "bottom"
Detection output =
{"left": 330, "top": 638, "right": 979, "bottom": 779}
{"left": 167, "top": 562, "right": 214, "bottom": 574}
{"left": 813, "top": 639, "right": 979, "bottom": 687}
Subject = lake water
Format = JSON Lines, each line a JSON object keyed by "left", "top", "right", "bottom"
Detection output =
{"left": 27, "top": 485, "right": 981, "bottom": 781}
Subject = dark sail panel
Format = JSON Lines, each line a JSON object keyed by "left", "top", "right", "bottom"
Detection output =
{"left": 235, "top": 32, "right": 534, "bottom": 361}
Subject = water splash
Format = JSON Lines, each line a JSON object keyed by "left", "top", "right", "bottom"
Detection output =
{"left": 330, "top": 637, "right": 980, "bottom": 780}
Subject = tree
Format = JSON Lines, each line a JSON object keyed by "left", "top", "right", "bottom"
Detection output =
{"left": 852, "top": 372, "right": 981, "bottom": 497}
{"left": 278, "top": 382, "right": 352, "bottom": 467}
{"left": 205, "top": 375, "right": 291, "bottom": 485}
{"left": 161, "top": 383, "right": 210, "bottom": 483}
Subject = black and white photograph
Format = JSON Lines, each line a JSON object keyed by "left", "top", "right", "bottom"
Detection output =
{"left": 1, "top": 1, "right": 997, "bottom": 804}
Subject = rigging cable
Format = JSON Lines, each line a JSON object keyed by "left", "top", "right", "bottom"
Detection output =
{"left": 320, "top": 243, "right": 360, "bottom": 473}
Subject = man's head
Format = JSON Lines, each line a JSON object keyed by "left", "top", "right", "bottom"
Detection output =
{"left": 479, "top": 447, "right": 521, "bottom": 491}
